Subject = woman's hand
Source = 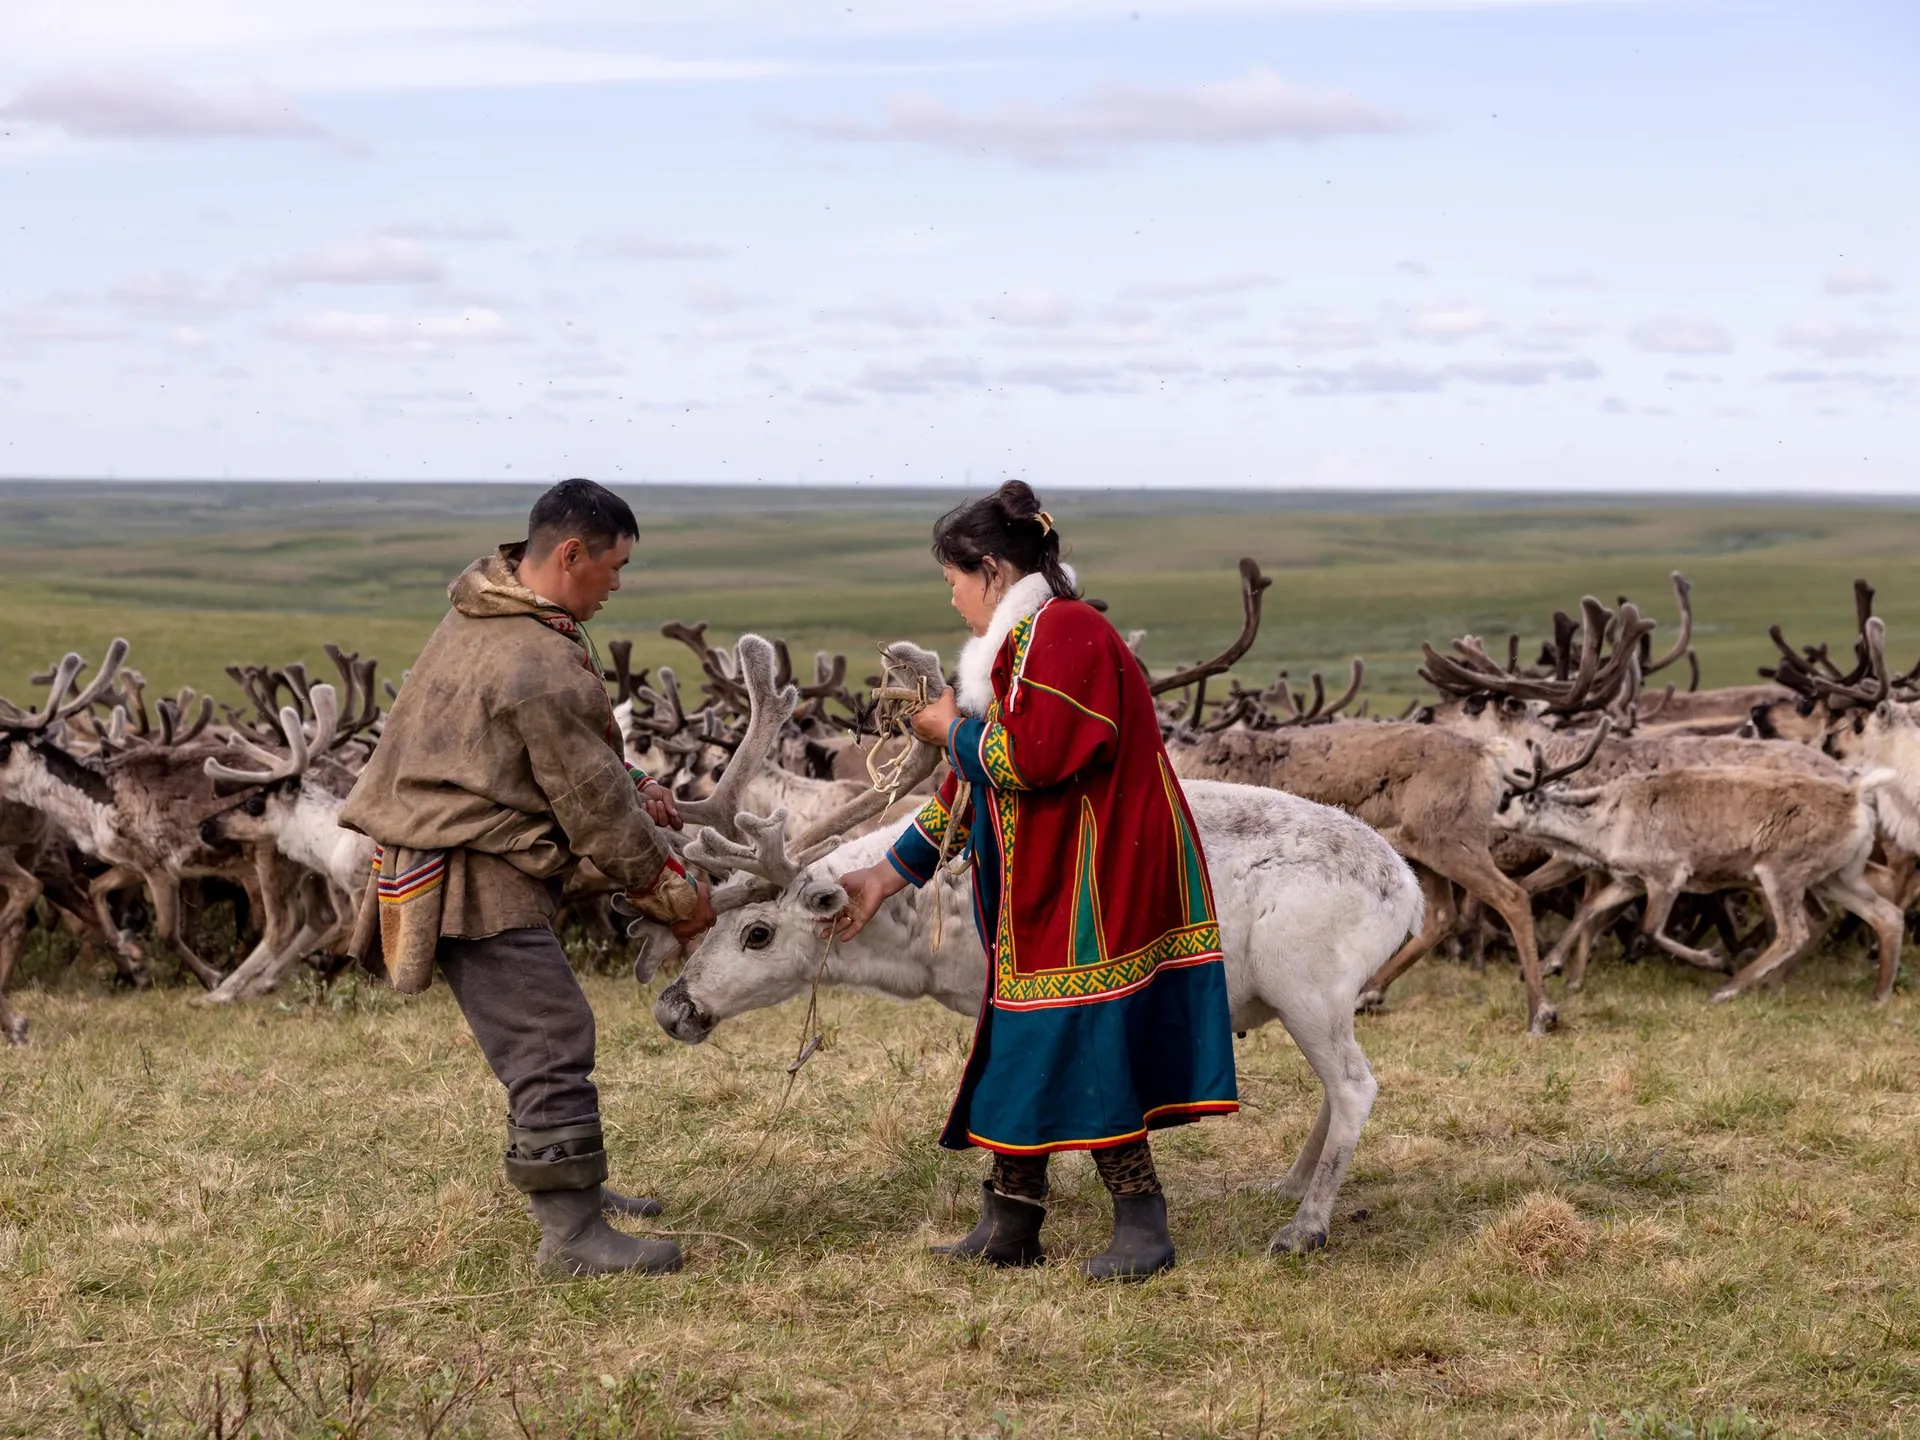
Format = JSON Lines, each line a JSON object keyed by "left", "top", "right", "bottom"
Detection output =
{"left": 640, "top": 781, "right": 683, "bottom": 830}
{"left": 828, "top": 863, "right": 909, "bottom": 941}
{"left": 908, "top": 687, "right": 962, "bottom": 746}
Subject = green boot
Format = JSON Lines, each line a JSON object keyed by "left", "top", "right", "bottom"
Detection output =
{"left": 505, "top": 1119, "right": 681, "bottom": 1278}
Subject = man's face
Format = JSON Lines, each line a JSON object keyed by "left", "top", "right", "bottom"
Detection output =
{"left": 552, "top": 534, "right": 633, "bottom": 620}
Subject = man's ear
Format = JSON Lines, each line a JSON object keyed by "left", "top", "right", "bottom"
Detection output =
{"left": 558, "top": 536, "right": 585, "bottom": 569}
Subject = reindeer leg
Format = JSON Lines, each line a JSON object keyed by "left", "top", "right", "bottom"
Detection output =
{"left": 1521, "top": 854, "right": 1587, "bottom": 897}
{"left": 148, "top": 877, "right": 225, "bottom": 989}
{"left": 1713, "top": 871, "right": 1816, "bottom": 1001}
{"left": 0, "top": 853, "right": 42, "bottom": 1044}
{"left": 1268, "top": 985, "right": 1377, "bottom": 1256}
{"left": 89, "top": 865, "right": 152, "bottom": 987}
{"left": 206, "top": 848, "right": 297, "bottom": 1004}
{"left": 1553, "top": 876, "right": 1643, "bottom": 991}
{"left": 1815, "top": 870, "right": 1906, "bottom": 1003}
{"left": 1357, "top": 866, "right": 1454, "bottom": 1011}
{"left": 1447, "top": 851, "right": 1557, "bottom": 1034}
{"left": 240, "top": 872, "right": 333, "bottom": 997}
{"left": 1641, "top": 878, "right": 1731, "bottom": 972}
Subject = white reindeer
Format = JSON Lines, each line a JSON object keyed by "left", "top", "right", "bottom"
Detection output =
{"left": 651, "top": 771, "right": 1423, "bottom": 1256}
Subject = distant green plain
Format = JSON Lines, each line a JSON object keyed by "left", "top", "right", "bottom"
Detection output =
{"left": 3, "top": 482, "right": 1918, "bottom": 710}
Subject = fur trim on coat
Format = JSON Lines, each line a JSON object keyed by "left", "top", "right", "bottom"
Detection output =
{"left": 955, "top": 566, "right": 1076, "bottom": 717}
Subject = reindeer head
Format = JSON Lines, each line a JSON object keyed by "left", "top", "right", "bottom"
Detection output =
{"left": 652, "top": 811, "right": 859, "bottom": 1044}
{"left": 198, "top": 683, "right": 341, "bottom": 845}
{"left": 645, "top": 640, "right": 947, "bottom": 1042}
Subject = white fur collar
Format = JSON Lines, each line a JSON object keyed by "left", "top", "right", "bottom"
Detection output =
{"left": 955, "top": 567, "right": 1074, "bottom": 717}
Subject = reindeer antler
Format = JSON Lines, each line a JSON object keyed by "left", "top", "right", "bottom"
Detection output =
{"left": 203, "top": 684, "right": 335, "bottom": 786}
{"left": 1149, "top": 558, "right": 1272, "bottom": 697}
{"left": 0, "top": 639, "right": 130, "bottom": 733}
{"left": 1498, "top": 717, "right": 1612, "bottom": 811}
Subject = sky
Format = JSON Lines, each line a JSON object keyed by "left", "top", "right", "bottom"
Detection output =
{"left": 0, "top": 0, "right": 1914, "bottom": 491}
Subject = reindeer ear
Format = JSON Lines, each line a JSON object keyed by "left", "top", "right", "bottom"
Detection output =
{"left": 802, "top": 880, "right": 848, "bottom": 917}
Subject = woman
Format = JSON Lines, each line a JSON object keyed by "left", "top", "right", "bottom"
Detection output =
{"left": 833, "top": 481, "right": 1238, "bottom": 1280}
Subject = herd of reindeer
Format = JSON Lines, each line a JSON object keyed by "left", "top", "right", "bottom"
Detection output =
{"left": 2, "top": 561, "right": 1917, "bottom": 1052}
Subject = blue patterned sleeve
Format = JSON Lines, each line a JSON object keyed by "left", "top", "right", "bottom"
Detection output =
{"left": 885, "top": 774, "right": 961, "bottom": 887}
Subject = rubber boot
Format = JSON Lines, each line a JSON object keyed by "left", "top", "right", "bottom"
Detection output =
{"left": 505, "top": 1118, "right": 681, "bottom": 1278}
{"left": 529, "top": 1186, "right": 682, "bottom": 1277}
{"left": 601, "top": 1186, "right": 664, "bottom": 1218}
{"left": 1081, "top": 1192, "right": 1175, "bottom": 1282}
{"left": 930, "top": 1181, "right": 1046, "bottom": 1267}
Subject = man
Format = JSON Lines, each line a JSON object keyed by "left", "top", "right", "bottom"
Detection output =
{"left": 342, "top": 478, "right": 713, "bottom": 1277}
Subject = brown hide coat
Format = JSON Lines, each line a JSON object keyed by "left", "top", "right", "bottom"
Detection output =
{"left": 341, "top": 547, "right": 678, "bottom": 969}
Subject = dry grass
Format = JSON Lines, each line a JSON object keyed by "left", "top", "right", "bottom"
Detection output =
{"left": 5, "top": 943, "right": 1920, "bottom": 1438}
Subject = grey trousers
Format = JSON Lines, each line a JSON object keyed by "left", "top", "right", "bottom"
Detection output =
{"left": 437, "top": 926, "right": 599, "bottom": 1129}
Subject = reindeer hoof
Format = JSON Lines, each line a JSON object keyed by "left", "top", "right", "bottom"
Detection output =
{"left": 5, "top": 1018, "right": 28, "bottom": 1045}
{"left": 1268, "top": 1222, "right": 1327, "bottom": 1256}
{"left": 1527, "top": 1003, "right": 1560, "bottom": 1036}
{"left": 1710, "top": 985, "right": 1740, "bottom": 1004}
{"left": 1355, "top": 989, "right": 1386, "bottom": 1015}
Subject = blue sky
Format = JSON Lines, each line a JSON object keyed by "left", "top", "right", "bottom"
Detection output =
{"left": 0, "top": 1, "right": 1912, "bottom": 490}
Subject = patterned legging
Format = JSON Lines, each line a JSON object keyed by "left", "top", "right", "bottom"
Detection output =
{"left": 990, "top": 1138, "right": 1161, "bottom": 1202}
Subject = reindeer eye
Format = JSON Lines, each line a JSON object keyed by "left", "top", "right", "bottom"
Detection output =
{"left": 244, "top": 793, "right": 267, "bottom": 816}
{"left": 742, "top": 921, "right": 775, "bottom": 950}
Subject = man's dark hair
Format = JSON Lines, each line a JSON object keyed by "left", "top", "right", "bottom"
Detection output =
{"left": 526, "top": 478, "right": 639, "bottom": 559}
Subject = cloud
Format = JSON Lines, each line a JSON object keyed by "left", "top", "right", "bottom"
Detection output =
{"left": 1534, "top": 272, "right": 1604, "bottom": 292}
{"left": 1511, "top": 316, "right": 1598, "bottom": 352}
{"left": 1824, "top": 267, "right": 1893, "bottom": 297}
{"left": 683, "top": 279, "right": 762, "bottom": 315}
{"left": 979, "top": 288, "right": 1074, "bottom": 328}
{"left": 1629, "top": 315, "right": 1733, "bottom": 355}
{"left": 382, "top": 222, "right": 515, "bottom": 242}
{"left": 853, "top": 355, "right": 988, "bottom": 395}
{"left": 1779, "top": 319, "right": 1904, "bottom": 360}
{"left": 1242, "top": 310, "right": 1376, "bottom": 352}
{"left": 268, "top": 236, "right": 444, "bottom": 285}
{"left": 580, "top": 233, "right": 731, "bottom": 261}
{"left": 109, "top": 271, "right": 240, "bottom": 320}
{"left": 998, "top": 360, "right": 1132, "bottom": 394}
{"left": 802, "top": 67, "right": 1405, "bottom": 166}
{"left": 1121, "top": 273, "right": 1278, "bottom": 302}
{"left": 0, "top": 73, "right": 325, "bottom": 140}
{"left": 1767, "top": 368, "right": 1913, "bottom": 397}
{"left": 275, "top": 307, "right": 514, "bottom": 351}
{"left": 1401, "top": 305, "right": 1493, "bottom": 343}
{"left": 1222, "top": 355, "right": 1599, "bottom": 396}
{"left": 1, "top": 302, "right": 127, "bottom": 346}
{"left": 814, "top": 297, "right": 947, "bottom": 330}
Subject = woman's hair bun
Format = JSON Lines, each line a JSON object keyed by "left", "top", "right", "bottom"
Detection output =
{"left": 931, "top": 479, "right": 1078, "bottom": 601}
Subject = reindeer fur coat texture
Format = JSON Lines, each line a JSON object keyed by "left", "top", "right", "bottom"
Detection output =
{"left": 885, "top": 569, "right": 1239, "bottom": 1156}
{"left": 341, "top": 547, "right": 680, "bottom": 985}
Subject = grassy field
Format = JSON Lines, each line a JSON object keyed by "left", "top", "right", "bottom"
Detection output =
{"left": 5, "top": 483, "right": 1920, "bottom": 1437}
{"left": 7, "top": 483, "right": 1920, "bottom": 711}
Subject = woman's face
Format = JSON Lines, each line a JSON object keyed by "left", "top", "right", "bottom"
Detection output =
{"left": 943, "top": 560, "right": 1016, "bottom": 637}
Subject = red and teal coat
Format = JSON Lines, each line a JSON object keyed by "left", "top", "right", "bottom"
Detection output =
{"left": 886, "top": 592, "right": 1239, "bottom": 1155}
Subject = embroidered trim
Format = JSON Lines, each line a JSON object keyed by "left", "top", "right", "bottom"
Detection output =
{"left": 1022, "top": 678, "right": 1118, "bottom": 733}
{"left": 377, "top": 852, "right": 446, "bottom": 905}
{"left": 966, "top": 1101, "right": 1242, "bottom": 1155}
{"left": 979, "top": 722, "right": 1025, "bottom": 791}
{"left": 909, "top": 791, "right": 952, "bottom": 849}
{"left": 994, "top": 926, "right": 1224, "bottom": 1010}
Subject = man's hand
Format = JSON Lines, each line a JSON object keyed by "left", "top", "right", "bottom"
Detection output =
{"left": 908, "top": 686, "right": 962, "bottom": 746}
{"left": 669, "top": 876, "right": 714, "bottom": 943}
{"left": 640, "top": 781, "right": 683, "bottom": 830}
{"left": 828, "top": 863, "right": 909, "bottom": 941}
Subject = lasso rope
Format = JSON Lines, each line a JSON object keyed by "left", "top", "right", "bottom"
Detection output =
{"left": 867, "top": 646, "right": 969, "bottom": 949}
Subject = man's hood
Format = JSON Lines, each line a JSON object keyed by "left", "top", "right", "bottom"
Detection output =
{"left": 447, "top": 543, "right": 573, "bottom": 622}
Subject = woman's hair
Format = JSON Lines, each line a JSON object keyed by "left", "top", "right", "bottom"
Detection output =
{"left": 930, "top": 480, "right": 1078, "bottom": 600}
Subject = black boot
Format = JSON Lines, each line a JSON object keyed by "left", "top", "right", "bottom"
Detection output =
{"left": 528, "top": 1187, "right": 682, "bottom": 1277}
{"left": 1081, "top": 1192, "right": 1175, "bottom": 1281}
{"left": 931, "top": 1181, "right": 1047, "bottom": 1267}
{"left": 601, "top": 1186, "right": 664, "bottom": 1218}
{"left": 505, "top": 1119, "right": 681, "bottom": 1278}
